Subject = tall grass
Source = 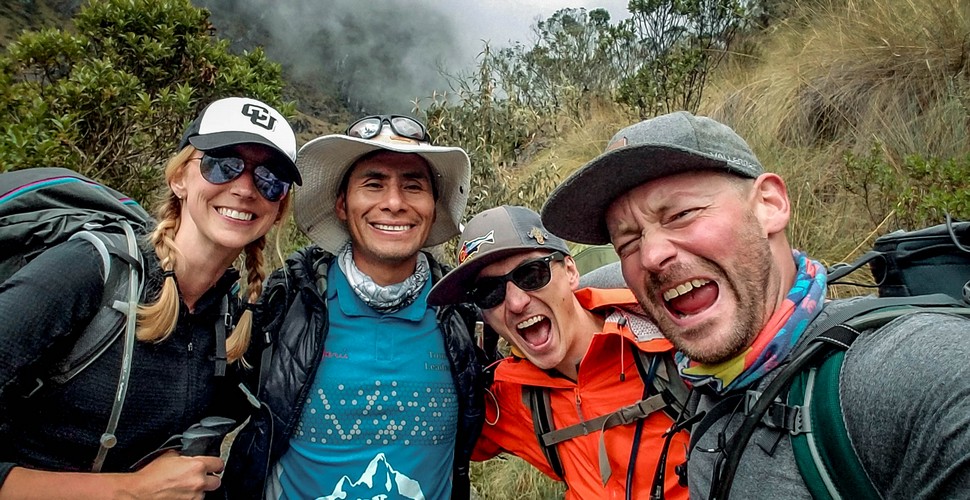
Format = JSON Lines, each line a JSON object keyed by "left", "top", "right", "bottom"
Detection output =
{"left": 470, "top": 0, "right": 970, "bottom": 495}
{"left": 471, "top": 456, "right": 566, "bottom": 499}
{"left": 704, "top": 0, "right": 970, "bottom": 279}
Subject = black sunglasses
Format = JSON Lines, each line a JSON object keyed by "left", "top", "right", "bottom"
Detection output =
{"left": 345, "top": 115, "right": 431, "bottom": 143}
{"left": 198, "top": 153, "right": 291, "bottom": 202}
{"left": 470, "top": 252, "right": 566, "bottom": 309}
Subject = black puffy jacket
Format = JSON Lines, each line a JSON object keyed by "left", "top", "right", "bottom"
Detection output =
{"left": 221, "top": 246, "right": 485, "bottom": 499}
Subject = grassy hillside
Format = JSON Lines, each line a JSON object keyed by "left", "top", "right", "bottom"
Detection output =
{"left": 473, "top": 1, "right": 970, "bottom": 495}
{"left": 515, "top": 0, "right": 968, "bottom": 279}
{"left": 704, "top": 0, "right": 969, "bottom": 266}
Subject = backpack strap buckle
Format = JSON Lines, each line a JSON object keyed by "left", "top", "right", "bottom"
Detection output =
{"left": 744, "top": 390, "right": 808, "bottom": 435}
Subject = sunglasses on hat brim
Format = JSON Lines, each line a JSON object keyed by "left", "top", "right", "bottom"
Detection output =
{"left": 470, "top": 251, "right": 566, "bottom": 309}
{"left": 197, "top": 153, "right": 292, "bottom": 202}
{"left": 345, "top": 115, "right": 431, "bottom": 143}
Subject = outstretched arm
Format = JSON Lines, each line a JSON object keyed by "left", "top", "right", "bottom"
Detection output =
{"left": 843, "top": 313, "right": 970, "bottom": 498}
{"left": 0, "top": 452, "right": 224, "bottom": 500}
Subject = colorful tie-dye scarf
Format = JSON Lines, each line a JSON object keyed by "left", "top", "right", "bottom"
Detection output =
{"left": 677, "top": 250, "right": 827, "bottom": 394}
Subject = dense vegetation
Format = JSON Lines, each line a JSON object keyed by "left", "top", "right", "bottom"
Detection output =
{"left": 418, "top": 0, "right": 970, "bottom": 266}
{"left": 426, "top": 0, "right": 970, "bottom": 493}
{"left": 0, "top": 0, "right": 290, "bottom": 202}
{"left": 417, "top": 0, "right": 751, "bottom": 223}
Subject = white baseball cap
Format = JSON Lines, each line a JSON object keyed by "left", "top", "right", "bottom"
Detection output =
{"left": 179, "top": 97, "right": 301, "bottom": 184}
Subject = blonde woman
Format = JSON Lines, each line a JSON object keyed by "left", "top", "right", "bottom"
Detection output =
{"left": 0, "top": 97, "right": 300, "bottom": 499}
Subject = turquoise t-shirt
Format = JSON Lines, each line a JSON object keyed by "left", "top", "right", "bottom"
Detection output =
{"left": 275, "top": 263, "right": 459, "bottom": 500}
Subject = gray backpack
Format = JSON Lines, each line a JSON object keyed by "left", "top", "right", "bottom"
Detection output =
{"left": 0, "top": 167, "right": 152, "bottom": 471}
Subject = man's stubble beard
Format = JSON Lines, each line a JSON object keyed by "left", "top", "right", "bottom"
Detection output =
{"left": 635, "top": 217, "right": 773, "bottom": 364}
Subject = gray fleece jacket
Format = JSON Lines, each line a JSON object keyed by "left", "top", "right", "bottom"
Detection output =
{"left": 687, "top": 301, "right": 970, "bottom": 499}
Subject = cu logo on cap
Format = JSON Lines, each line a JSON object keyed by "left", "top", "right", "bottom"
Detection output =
{"left": 242, "top": 103, "right": 277, "bottom": 131}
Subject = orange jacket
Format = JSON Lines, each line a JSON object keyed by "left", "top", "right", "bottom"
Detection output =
{"left": 473, "top": 288, "right": 689, "bottom": 500}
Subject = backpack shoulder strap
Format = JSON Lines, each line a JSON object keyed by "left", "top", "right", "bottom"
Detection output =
{"left": 636, "top": 349, "right": 690, "bottom": 422}
{"left": 707, "top": 300, "right": 873, "bottom": 499}
{"left": 788, "top": 350, "right": 878, "bottom": 500}
{"left": 710, "top": 295, "right": 970, "bottom": 499}
{"left": 84, "top": 223, "right": 143, "bottom": 472}
{"left": 522, "top": 349, "right": 689, "bottom": 483}
{"left": 524, "top": 385, "right": 565, "bottom": 479}
{"left": 46, "top": 229, "right": 144, "bottom": 384}
{"left": 786, "top": 296, "right": 970, "bottom": 500}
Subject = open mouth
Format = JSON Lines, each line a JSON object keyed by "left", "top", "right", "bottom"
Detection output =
{"left": 217, "top": 207, "right": 254, "bottom": 221}
{"left": 662, "top": 278, "right": 718, "bottom": 318}
{"left": 516, "top": 315, "right": 552, "bottom": 349}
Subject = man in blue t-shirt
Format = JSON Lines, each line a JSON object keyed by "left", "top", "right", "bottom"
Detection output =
{"left": 223, "top": 115, "right": 486, "bottom": 500}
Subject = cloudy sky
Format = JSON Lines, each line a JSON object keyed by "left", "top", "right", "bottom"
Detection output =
{"left": 203, "top": 0, "right": 632, "bottom": 114}
{"left": 449, "top": 0, "right": 631, "bottom": 63}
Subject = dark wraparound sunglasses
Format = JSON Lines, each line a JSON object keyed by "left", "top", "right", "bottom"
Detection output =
{"left": 470, "top": 251, "right": 566, "bottom": 309}
{"left": 345, "top": 115, "right": 431, "bottom": 143}
{"left": 198, "top": 154, "right": 291, "bottom": 202}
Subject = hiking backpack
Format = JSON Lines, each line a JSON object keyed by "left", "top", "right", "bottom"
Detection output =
{"left": 701, "top": 218, "right": 970, "bottom": 500}
{"left": 0, "top": 167, "right": 153, "bottom": 472}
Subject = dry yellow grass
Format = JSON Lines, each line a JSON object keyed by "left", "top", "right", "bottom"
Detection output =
{"left": 476, "top": 0, "right": 970, "bottom": 489}
{"left": 702, "top": 0, "right": 968, "bottom": 270}
{"left": 471, "top": 455, "right": 565, "bottom": 500}
{"left": 513, "top": 0, "right": 969, "bottom": 271}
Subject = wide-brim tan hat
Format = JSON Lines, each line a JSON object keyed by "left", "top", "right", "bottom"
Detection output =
{"left": 294, "top": 132, "right": 471, "bottom": 255}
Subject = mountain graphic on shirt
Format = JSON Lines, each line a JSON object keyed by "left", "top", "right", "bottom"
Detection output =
{"left": 317, "top": 452, "right": 425, "bottom": 500}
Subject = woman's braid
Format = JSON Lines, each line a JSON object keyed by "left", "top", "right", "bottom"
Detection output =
{"left": 226, "top": 237, "right": 266, "bottom": 363}
{"left": 136, "top": 187, "right": 182, "bottom": 342}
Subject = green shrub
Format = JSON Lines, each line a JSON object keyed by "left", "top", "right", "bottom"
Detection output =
{"left": 842, "top": 143, "right": 970, "bottom": 229}
{"left": 0, "top": 0, "right": 291, "bottom": 204}
{"left": 615, "top": 0, "right": 749, "bottom": 117}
